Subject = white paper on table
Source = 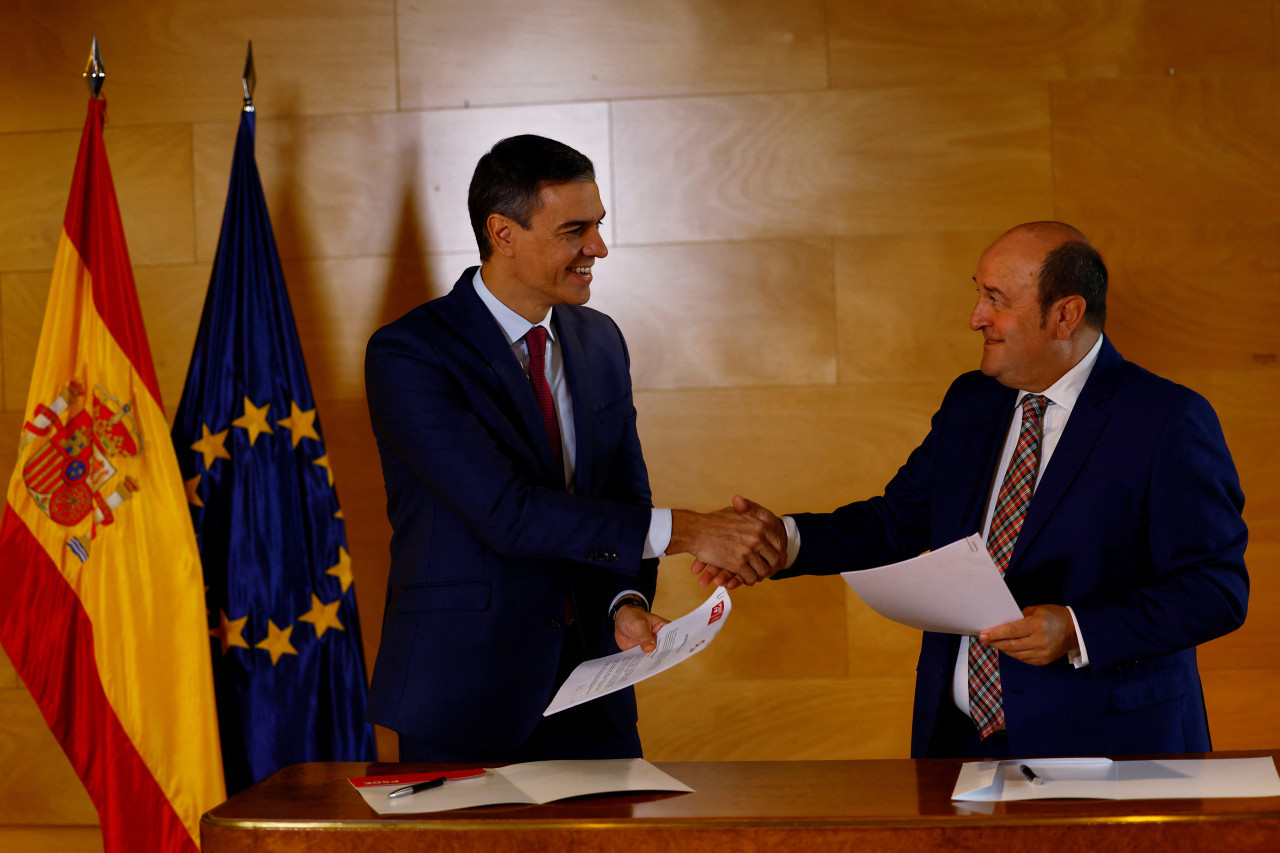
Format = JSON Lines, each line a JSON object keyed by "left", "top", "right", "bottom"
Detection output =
{"left": 352, "top": 759, "right": 693, "bottom": 815}
{"left": 543, "top": 587, "right": 731, "bottom": 716}
{"left": 839, "top": 533, "right": 1022, "bottom": 635}
{"left": 952, "top": 756, "right": 1280, "bottom": 801}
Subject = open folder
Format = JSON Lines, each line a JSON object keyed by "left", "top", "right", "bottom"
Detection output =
{"left": 952, "top": 756, "right": 1280, "bottom": 801}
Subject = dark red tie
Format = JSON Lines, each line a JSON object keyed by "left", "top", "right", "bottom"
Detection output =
{"left": 524, "top": 326, "right": 562, "bottom": 470}
{"left": 968, "top": 393, "right": 1049, "bottom": 739}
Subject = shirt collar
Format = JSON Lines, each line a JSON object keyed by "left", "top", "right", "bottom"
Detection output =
{"left": 1022, "top": 333, "right": 1104, "bottom": 414}
{"left": 471, "top": 268, "right": 555, "bottom": 346}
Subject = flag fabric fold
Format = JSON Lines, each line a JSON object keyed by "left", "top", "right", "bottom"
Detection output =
{"left": 0, "top": 97, "right": 225, "bottom": 852}
{"left": 172, "top": 108, "right": 376, "bottom": 796}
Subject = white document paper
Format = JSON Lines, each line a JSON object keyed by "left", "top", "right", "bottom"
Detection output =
{"left": 544, "top": 587, "right": 731, "bottom": 715}
{"left": 952, "top": 756, "right": 1280, "bottom": 801}
{"left": 840, "top": 533, "right": 1022, "bottom": 635}
{"left": 353, "top": 759, "right": 693, "bottom": 815}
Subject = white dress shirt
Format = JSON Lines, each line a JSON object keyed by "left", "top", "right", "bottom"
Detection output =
{"left": 471, "top": 270, "right": 667, "bottom": 610}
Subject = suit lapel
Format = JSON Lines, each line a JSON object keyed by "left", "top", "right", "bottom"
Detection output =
{"left": 554, "top": 309, "right": 594, "bottom": 495}
{"left": 1006, "top": 339, "right": 1120, "bottom": 573}
{"left": 438, "top": 270, "right": 566, "bottom": 486}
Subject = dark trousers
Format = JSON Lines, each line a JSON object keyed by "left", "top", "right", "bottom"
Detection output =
{"left": 927, "top": 700, "right": 1012, "bottom": 759}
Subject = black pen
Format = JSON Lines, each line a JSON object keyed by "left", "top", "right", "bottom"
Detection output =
{"left": 1019, "top": 764, "right": 1043, "bottom": 786}
{"left": 387, "top": 776, "right": 447, "bottom": 799}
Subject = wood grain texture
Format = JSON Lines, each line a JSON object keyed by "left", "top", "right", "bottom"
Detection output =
{"left": 836, "top": 231, "right": 995, "bottom": 382}
{"left": 0, "top": 0, "right": 397, "bottom": 134}
{"left": 0, "top": 828, "right": 102, "bottom": 853}
{"left": 1053, "top": 71, "right": 1280, "bottom": 224}
{"left": 589, "top": 240, "right": 837, "bottom": 390}
{"left": 636, "top": 676, "right": 916, "bottom": 760}
{"left": 829, "top": 0, "right": 1275, "bottom": 88}
{"left": 612, "top": 85, "right": 1053, "bottom": 245}
{"left": 1086, "top": 223, "right": 1280, "bottom": 372}
{"left": 397, "top": 0, "right": 828, "bottom": 109}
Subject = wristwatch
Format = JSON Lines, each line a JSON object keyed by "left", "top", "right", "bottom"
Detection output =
{"left": 609, "top": 596, "right": 648, "bottom": 620}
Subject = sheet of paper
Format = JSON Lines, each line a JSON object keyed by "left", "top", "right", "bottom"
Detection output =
{"left": 544, "top": 587, "right": 731, "bottom": 716}
{"left": 351, "top": 759, "right": 693, "bottom": 814}
{"left": 952, "top": 756, "right": 1280, "bottom": 801}
{"left": 840, "top": 533, "right": 1022, "bottom": 635}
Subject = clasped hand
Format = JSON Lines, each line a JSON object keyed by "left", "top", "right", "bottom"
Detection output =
{"left": 979, "top": 604, "right": 1079, "bottom": 666}
{"left": 678, "top": 496, "right": 786, "bottom": 589}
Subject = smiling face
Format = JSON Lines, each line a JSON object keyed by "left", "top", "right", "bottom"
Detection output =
{"left": 969, "top": 230, "right": 1064, "bottom": 392}
{"left": 502, "top": 180, "right": 608, "bottom": 320}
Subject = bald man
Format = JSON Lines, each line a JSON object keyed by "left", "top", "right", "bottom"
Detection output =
{"left": 717, "top": 222, "right": 1248, "bottom": 758}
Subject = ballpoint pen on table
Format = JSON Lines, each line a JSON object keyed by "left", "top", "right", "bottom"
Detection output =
{"left": 388, "top": 776, "right": 448, "bottom": 799}
{"left": 1019, "top": 764, "right": 1044, "bottom": 786}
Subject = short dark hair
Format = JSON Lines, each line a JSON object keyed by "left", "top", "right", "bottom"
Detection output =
{"left": 468, "top": 135, "right": 596, "bottom": 261}
{"left": 1038, "top": 241, "right": 1107, "bottom": 330}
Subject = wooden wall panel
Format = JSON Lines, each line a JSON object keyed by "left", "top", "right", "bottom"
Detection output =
{"left": 1088, "top": 223, "right": 1280, "bottom": 373}
{"left": 590, "top": 241, "right": 837, "bottom": 390}
{"left": 397, "top": 0, "right": 828, "bottom": 109}
{"left": 828, "top": 0, "right": 1275, "bottom": 89}
{"left": 612, "top": 85, "right": 1053, "bottom": 245}
{"left": 1053, "top": 72, "right": 1280, "bottom": 224}
{"left": 0, "top": 691, "right": 97, "bottom": 824}
{"left": 637, "top": 676, "right": 916, "bottom": 761}
{"left": 0, "top": 829, "right": 102, "bottom": 853}
{"left": 836, "top": 232, "right": 993, "bottom": 383}
{"left": 0, "top": 0, "right": 397, "bottom": 134}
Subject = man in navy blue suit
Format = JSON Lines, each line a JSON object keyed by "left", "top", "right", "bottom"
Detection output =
{"left": 704, "top": 221, "right": 1249, "bottom": 758}
{"left": 364, "top": 135, "right": 782, "bottom": 762}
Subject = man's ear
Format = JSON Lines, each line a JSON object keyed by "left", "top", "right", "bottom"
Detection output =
{"left": 488, "top": 213, "right": 517, "bottom": 258}
{"left": 1052, "top": 294, "right": 1087, "bottom": 340}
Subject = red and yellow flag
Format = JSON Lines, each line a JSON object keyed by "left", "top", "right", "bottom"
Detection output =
{"left": 0, "top": 98, "right": 224, "bottom": 851}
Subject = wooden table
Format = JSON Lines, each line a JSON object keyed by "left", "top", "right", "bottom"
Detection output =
{"left": 201, "top": 752, "right": 1280, "bottom": 852}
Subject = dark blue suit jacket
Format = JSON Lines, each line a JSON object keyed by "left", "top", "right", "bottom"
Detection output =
{"left": 781, "top": 338, "right": 1248, "bottom": 758}
{"left": 364, "top": 269, "right": 658, "bottom": 755}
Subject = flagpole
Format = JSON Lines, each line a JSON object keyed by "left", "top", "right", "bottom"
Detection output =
{"left": 242, "top": 40, "right": 255, "bottom": 113}
{"left": 84, "top": 36, "right": 105, "bottom": 98}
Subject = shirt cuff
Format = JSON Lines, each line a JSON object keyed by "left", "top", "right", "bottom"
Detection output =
{"left": 645, "top": 507, "right": 672, "bottom": 559}
{"left": 782, "top": 515, "right": 800, "bottom": 569}
{"left": 1065, "top": 605, "right": 1090, "bottom": 668}
{"left": 608, "top": 590, "right": 649, "bottom": 615}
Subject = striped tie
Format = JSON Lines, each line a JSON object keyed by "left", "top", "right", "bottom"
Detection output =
{"left": 968, "top": 393, "right": 1049, "bottom": 739}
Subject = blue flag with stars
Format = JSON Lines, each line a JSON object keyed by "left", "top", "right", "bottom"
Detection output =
{"left": 172, "top": 108, "right": 376, "bottom": 795}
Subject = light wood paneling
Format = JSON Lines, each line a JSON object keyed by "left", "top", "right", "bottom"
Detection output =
{"left": 636, "top": 676, "right": 916, "bottom": 761}
{"left": 397, "top": 0, "right": 828, "bottom": 109}
{"left": 590, "top": 240, "right": 837, "bottom": 390}
{"left": 829, "top": 0, "right": 1275, "bottom": 89}
{"left": 0, "top": 691, "right": 97, "bottom": 824}
{"left": 836, "top": 231, "right": 994, "bottom": 383}
{"left": 1202, "top": 667, "right": 1280, "bottom": 750}
{"left": 0, "top": 123, "right": 193, "bottom": 273}
{"left": 1086, "top": 223, "right": 1280, "bottom": 373}
{"left": 0, "top": 0, "right": 396, "bottom": 134}
{"left": 612, "top": 85, "right": 1054, "bottom": 245}
{"left": 1053, "top": 71, "right": 1280, "bottom": 224}
{"left": 0, "top": 828, "right": 101, "bottom": 853}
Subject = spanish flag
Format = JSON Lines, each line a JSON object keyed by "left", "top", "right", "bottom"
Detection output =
{"left": 0, "top": 98, "right": 224, "bottom": 851}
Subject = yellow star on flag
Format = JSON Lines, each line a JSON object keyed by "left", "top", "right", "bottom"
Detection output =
{"left": 277, "top": 400, "right": 319, "bottom": 448}
{"left": 314, "top": 454, "right": 334, "bottom": 487}
{"left": 185, "top": 474, "right": 203, "bottom": 508}
{"left": 298, "top": 593, "right": 345, "bottom": 639}
{"left": 191, "top": 423, "right": 232, "bottom": 470}
{"left": 209, "top": 610, "right": 250, "bottom": 655}
{"left": 326, "top": 546, "right": 354, "bottom": 593}
{"left": 232, "top": 397, "right": 273, "bottom": 447}
{"left": 255, "top": 620, "right": 299, "bottom": 665}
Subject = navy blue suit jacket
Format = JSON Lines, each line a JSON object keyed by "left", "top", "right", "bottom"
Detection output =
{"left": 780, "top": 338, "right": 1248, "bottom": 758}
{"left": 364, "top": 269, "right": 658, "bottom": 755}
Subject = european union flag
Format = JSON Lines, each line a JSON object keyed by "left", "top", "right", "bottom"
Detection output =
{"left": 172, "top": 107, "right": 376, "bottom": 795}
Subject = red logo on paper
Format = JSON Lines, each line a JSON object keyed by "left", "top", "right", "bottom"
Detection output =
{"left": 708, "top": 601, "right": 725, "bottom": 625}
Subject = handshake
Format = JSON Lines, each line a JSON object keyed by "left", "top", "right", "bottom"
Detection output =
{"left": 670, "top": 496, "right": 787, "bottom": 589}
